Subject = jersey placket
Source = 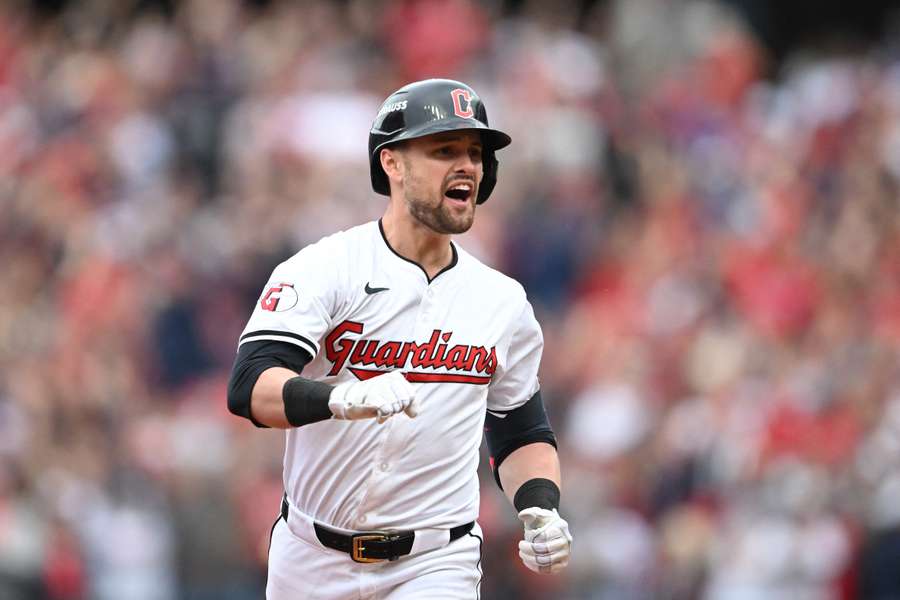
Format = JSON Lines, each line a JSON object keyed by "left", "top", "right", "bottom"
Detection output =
{"left": 416, "top": 285, "right": 437, "bottom": 331}
{"left": 351, "top": 415, "right": 404, "bottom": 529}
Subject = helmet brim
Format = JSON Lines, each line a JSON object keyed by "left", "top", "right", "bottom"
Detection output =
{"left": 372, "top": 119, "right": 511, "bottom": 156}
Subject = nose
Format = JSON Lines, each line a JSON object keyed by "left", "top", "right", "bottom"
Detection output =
{"left": 454, "top": 150, "right": 479, "bottom": 175}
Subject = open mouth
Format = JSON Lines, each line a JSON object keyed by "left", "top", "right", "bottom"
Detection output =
{"left": 444, "top": 181, "right": 474, "bottom": 204}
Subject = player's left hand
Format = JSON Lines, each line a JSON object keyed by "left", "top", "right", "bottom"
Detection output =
{"left": 517, "top": 507, "right": 572, "bottom": 574}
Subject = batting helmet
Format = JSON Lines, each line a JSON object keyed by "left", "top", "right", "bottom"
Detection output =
{"left": 368, "top": 79, "right": 512, "bottom": 204}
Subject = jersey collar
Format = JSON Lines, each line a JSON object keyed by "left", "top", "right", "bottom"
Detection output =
{"left": 377, "top": 218, "right": 458, "bottom": 284}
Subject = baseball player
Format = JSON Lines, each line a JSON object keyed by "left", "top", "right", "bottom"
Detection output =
{"left": 227, "top": 79, "right": 572, "bottom": 599}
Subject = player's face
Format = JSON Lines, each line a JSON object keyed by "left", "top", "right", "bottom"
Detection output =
{"left": 399, "top": 131, "right": 483, "bottom": 235}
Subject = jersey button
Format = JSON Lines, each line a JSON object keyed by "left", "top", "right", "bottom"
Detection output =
{"left": 380, "top": 462, "right": 390, "bottom": 472}
{"left": 358, "top": 515, "right": 367, "bottom": 525}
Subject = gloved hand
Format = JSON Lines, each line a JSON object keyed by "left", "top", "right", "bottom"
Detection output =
{"left": 517, "top": 507, "right": 573, "bottom": 574}
{"left": 328, "top": 371, "right": 419, "bottom": 423}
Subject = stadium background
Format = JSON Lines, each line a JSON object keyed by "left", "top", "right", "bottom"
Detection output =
{"left": 2, "top": 0, "right": 900, "bottom": 598}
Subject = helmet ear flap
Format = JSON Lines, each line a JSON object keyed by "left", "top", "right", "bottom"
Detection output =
{"left": 369, "top": 130, "right": 391, "bottom": 195}
{"left": 477, "top": 150, "right": 499, "bottom": 204}
{"left": 370, "top": 155, "right": 390, "bottom": 195}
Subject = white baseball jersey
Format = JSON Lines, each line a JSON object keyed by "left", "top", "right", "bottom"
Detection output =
{"left": 238, "top": 219, "right": 542, "bottom": 532}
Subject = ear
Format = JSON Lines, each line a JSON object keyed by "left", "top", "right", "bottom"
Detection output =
{"left": 380, "top": 147, "right": 404, "bottom": 189}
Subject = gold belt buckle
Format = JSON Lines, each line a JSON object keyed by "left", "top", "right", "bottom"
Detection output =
{"left": 351, "top": 533, "right": 389, "bottom": 563}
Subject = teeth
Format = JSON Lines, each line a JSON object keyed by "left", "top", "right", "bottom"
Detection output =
{"left": 450, "top": 183, "right": 472, "bottom": 191}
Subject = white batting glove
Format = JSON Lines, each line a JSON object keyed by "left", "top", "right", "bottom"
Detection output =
{"left": 517, "top": 507, "right": 573, "bottom": 574}
{"left": 328, "top": 371, "right": 419, "bottom": 423}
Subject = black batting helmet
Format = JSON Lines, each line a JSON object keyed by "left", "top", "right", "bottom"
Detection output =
{"left": 368, "top": 79, "right": 511, "bottom": 204}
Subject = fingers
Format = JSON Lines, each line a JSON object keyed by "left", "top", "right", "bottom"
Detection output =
{"left": 404, "top": 394, "right": 420, "bottom": 418}
{"left": 526, "top": 524, "right": 571, "bottom": 544}
{"left": 518, "top": 547, "right": 570, "bottom": 573}
{"left": 519, "top": 552, "right": 569, "bottom": 574}
{"left": 375, "top": 398, "right": 403, "bottom": 423}
{"left": 519, "top": 536, "right": 570, "bottom": 556}
{"left": 380, "top": 371, "right": 417, "bottom": 420}
{"left": 518, "top": 539, "right": 571, "bottom": 574}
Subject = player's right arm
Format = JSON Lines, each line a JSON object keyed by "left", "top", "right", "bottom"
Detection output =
{"left": 247, "top": 366, "right": 306, "bottom": 428}
{"left": 226, "top": 338, "right": 322, "bottom": 429}
{"left": 227, "top": 340, "right": 418, "bottom": 429}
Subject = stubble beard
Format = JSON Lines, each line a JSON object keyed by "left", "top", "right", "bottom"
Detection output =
{"left": 402, "top": 171, "right": 476, "bottom": 235}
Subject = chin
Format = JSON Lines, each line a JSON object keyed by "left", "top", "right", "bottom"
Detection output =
{"left": 448, "top": 217, "right": 475, "bottom": 234}
{"left": 449, "top": 224, "right": 473, "bottom": 235}
{"left": 441, "top": 207, "right": 475, "bottom": 233}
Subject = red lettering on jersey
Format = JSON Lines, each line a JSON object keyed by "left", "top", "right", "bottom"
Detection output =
{"left": 451, "top": 89, "right": 474, "bottom": 118}
{"left": 324, "top": 320, "right": 496, "bottom": 384}
{"left": 324, "top": 320, "right": 364, "bottom": 375}
{"left": 445, "top": 345, "right": 469, "bottom": 370}
{"left": 260, "top": 283, "right": 295, "bottom": 311}
{"left": 414, "top": 330, "right": 441, "bottom": 367}
{"left": 374, "top": 342, "right": 401, "bottom": 367}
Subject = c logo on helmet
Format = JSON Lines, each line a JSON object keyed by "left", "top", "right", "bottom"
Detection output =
{"left": 451, "top": 89, "right": 474, "bottom": 119}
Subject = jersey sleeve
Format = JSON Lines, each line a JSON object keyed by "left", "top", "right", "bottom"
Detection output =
{"left": 486, "top": 297, "right": 543, "bottom": 412}
{"left": 237, "top": 243, "right": 342, "bottom": 359}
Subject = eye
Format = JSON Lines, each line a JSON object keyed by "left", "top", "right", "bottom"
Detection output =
{"left": 469, "top": 147, "right": 483, "bottom": 161}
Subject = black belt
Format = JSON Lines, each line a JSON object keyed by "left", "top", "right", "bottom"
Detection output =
{"left": 280, "top": 496, "right": 474, "bottom": 563}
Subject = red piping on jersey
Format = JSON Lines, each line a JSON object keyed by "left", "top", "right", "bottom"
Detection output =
{"left": 348, "top": 367, "right": 492, "bottom": 385}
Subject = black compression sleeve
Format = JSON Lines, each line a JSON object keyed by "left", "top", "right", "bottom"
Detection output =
{"left": 227, "top": 340, "right": 312, "bottom": 427}
{"left": 282, "top": 377, "right": 334, "bottom": 426}
{"left": 514, "top": 478, "right": 561, "bottom": 512}
{"left": 484, "top": 390, "right": 558, "bottom": 490}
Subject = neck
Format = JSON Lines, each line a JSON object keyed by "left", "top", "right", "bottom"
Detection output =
{"left": 381, "top": 200, "right": 454, "bottom": 280}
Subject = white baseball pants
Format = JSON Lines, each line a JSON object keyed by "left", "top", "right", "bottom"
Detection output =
{"left": 266, "top": 514, "right": 483, "bottom": 599}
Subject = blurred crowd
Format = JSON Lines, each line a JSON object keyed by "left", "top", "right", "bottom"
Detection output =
{"left": 1, "top": 0, "right": 899, "bottom": 598}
